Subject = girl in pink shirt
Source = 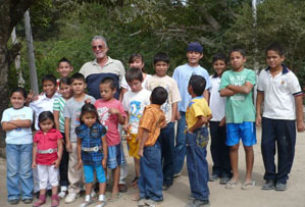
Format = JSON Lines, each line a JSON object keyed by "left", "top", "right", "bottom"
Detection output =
{"left": 32, "top": 111, "right": 63, "bottom": 207}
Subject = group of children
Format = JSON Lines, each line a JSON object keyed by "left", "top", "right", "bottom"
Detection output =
{"left": 1, "top": 41, "right": 304, "bottom": 207}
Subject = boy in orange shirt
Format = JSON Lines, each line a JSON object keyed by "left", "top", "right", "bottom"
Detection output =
{"left": 137, "top": 87, "right": 168, "bottom": 207}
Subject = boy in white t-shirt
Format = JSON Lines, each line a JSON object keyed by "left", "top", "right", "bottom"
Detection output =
{"left": 146, "top": 52, "right": 181, "bottom": 190}
{"left": 256, "top": 43, "right": 304, "bottom": 191}
{"left": 122, "top": 68, "right": 151, "bottom": 185}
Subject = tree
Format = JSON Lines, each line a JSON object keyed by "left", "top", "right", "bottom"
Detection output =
{"left": 0, "top": 0, "right": 37, "bottom": 151}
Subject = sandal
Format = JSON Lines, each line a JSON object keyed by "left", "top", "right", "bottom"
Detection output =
{"left": 241, "top": 180, "right": 256, "bottom": 190}
{"left": 51, "top": 195, "right": 60, "bottom": 207}
{"left": 33, "top": 195, "right": 46, "bottom": 207}
{"left": 131, "top": 176, "right": 139, "bottom": 186}
{"left": 225, "top": 180, "right": 238, "bottom": 189}
{"left": 108, "top": 193, "right": 121, "bottom": 202}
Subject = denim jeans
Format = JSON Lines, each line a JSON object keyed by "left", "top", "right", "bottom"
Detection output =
{"left": 60, "top": 133, "right": 69, "bottom": 187}
{"left": 6, "top": 144, "right": 33, "bottom": 201}
{"left": 174, "top": 111, "right": 186, "bottom": 174}
{"left": 209, "top": 121, "right": 231, "bottom": 177}
{"left": 138, "top": 142, "right": 163, "bottom": 201}
{"left": 186, "top": 128, "right": 209, "bottom": 201}
{"left": 158, "top": 122, "right": 175, "bottom": 186}
{"left": 261, "top": 118, "right": 296, "bottom": 184}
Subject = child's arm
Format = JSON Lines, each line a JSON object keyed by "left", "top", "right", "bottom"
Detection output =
{"left": 54, "top": 139, "right": 63, "bottom": 168}
{"left": 108, "top": 108, "right": 125, "bottom": 124}
{"left": 138, "top": 128, "right": 149, "bottom": 157}
{"left": 226, "top": 81, "right": 254, "bottom": 94}
{"left": 2, "top": 119, "right": 32, "bottom": 131}
{"left": 295, "top": 95, "right": 305, "bottom": 132}
{"left": 171, "top": 102, "right": 178, "bottom": 122}
{"left": 188, "top": 115, "right": 211, "bottom": 133}
{"left": 220, "top": 88, "right": 236, "bottom": 97}
{"left": 77, "top": 138, "right": 82, "bottom": 169}
{"left": 65, "top": 118, "right": 72, "bottom": 152}
{"left": 53, "top": 110, "right": 60, "bottom": 131}
{"left": 101, "top": 135, "right": 108, "bottom": 168}
{"left": 32, "top": 142, "right": 37, "bottom": 168}
{"left": 256, "top": 91, "right": 264, "bottom": 126}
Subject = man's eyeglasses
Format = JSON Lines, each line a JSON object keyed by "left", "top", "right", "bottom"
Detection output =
{"left": 92, "top": 45, "right": 104, "bottom": 50}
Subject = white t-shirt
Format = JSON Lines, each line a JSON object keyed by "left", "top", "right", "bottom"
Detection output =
{"left": 146, "top": 75, "right": 181, "bottom": 123}
{"left": 257, "top": 66, "right": 302, "bottom": 120}
{"left": 1, "top": 106, "right": 33, "bottom": 144}
{"left": 122, "top": 88, "right": 151, "bottom": 134}
{"left": 121, "top": 74, "right": 152, "bottom": 91}
{"left": 209, "top": 75, "right": 226, "bottom": 121}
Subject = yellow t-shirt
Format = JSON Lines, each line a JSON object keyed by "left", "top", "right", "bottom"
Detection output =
{"left": 186, "top": 97, "right": 212, "bottom": 129}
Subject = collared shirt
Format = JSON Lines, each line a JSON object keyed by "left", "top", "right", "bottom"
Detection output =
{"left": 76, "top": 123, "right": 107, "bottom": 166}
{"left": 186, "top": 96, "right": 212, "bottom": 129}
{"left": 257, "top": 65, "right": 302, "bottom": 120}
{"left": 34, "top": 129, "right": 63, "bottom": 165}
{"left": 172, "top": 63, "right": 211, "bottom": 112}
{"left": 30, "top": 92, "right": 61, "bottom": 130}
{"left": 138, "top": 104, "right": 166, "bottom": 147}
{"left": 79, "top": 56, "right": 125, "bottom": 99}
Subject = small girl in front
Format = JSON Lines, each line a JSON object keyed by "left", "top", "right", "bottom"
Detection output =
{"left": 1, "top": 87, "right": 34, "bottom": 205}
{"left": 32, "top": 111, "right": 63, "bottom": 207}
{"left": 76, "top": 103, "right": 108, "bottom": 207}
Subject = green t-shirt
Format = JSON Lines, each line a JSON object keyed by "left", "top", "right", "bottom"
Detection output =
{"left": 219, "top": 68, "right": 256, "bottom": 123}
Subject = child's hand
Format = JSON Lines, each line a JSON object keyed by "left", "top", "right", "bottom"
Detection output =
{"left": 122, "top": 124, "right": 130, "bottom": 133}
{"left": 76, "top": 160, "right": 83, "bottom": 169}
{"left": 32, "top": 162, "right": 37, "bottom": 168}
{"left": 102, "top": 158, "right": 107, "bottom": 168}
{"left": 297, "top": 120, "right": 305, "bottom": 132}
{"left": 85, "top": 98, "right": 92, "bottom": 104}
{"left": 138, "top": 148, "right": 143, "bottom": 157}
{"left": 66, "top": 142, "right": 72, "bottom": 152}
{"left": 219, "top": 117, "right": 226, "bottom": 127}
{"left": 256, "top": 114, "right": 262, "bottom": 127}
{"left": 108, "top": 108, "right": 119, "bottom": 115}
{"left": 53, "top": 159, "right": 61, "bottom": 168}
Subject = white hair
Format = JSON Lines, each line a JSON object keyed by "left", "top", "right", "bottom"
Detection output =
{"left": 91, "top": 35, "right": 108, "bottom": 48}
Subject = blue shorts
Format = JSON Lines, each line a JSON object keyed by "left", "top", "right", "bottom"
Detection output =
{"left": 83, "top": 165, "right": 106, "bottom": 183}
{"left": 226, "top": 122, "right": 256, "bottom": 147}
{"left": 107, "top": 144, "right": 123, "bottom": 169}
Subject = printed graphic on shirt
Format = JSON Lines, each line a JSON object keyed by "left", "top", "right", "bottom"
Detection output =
{"left": 228, "top": 75, "right": 246, "bottom": 101}
{"left": 11, "top": 114, "right": 26, "bottom": 131}
{"left": 97, "top": 107, "right": 109, "bottom": 126}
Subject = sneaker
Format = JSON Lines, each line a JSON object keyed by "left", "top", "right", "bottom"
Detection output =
{"left": 185, "top": 199, "right": 210, "bottom": 207}
{"left": 65, "top": 193, "right": 79, "bottom": 204}
{"left": 80, "top": 200, "right": 95, "bottom": 207}
{"left": 95, "top": 200, "right": 106, "bottom": 207}
{"left": 22, "top": 198, "right": 33, "bottom": 204}
{"left": 262, "top": 180, "right": 274, "bottom": 190}
{"left": 219, "top": 176, "right": 230, "bottom": 185}
{"left": 162, "top": 184, "right": 171, "bottom": 191}
{"left": 209, "top": 174, "right": 219, "bottom": 182}
{"left": 58, "top": 186, "right": 68, "bottom": 199}
{"left": 174, "top": 172, "right": 182, "bottom": 178}
{"left": 275, "top": 182, "right": 287, "bottom": 191}
{"left": 8, "top": 199, "right": 19, "bottom": 205}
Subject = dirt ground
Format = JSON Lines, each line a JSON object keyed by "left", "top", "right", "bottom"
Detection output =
{"left": 0, "top": 127, "right": 305, "bottom": 207}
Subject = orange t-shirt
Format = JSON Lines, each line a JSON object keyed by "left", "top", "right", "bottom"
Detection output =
{"left": 138, "top": 104, "right": 166, "bottom": 147}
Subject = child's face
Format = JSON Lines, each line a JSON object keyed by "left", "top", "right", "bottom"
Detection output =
{"left": 99, "top": 83, "right": 115, "bottom": 101}
{"left": 60, "top": 83, "right": 72, "bottom": 99}
{"left": 266, "top": 50, "right": 285, "bottom": 69}
{"left": 129, "top": 58, "right": 144, "bottom": 70}
{"left": 43, "top": 80, "right": 56, "bottom": 98}
{"left": 128, "top": 79, "right": 142, "bottom": 92}
{"left": 213, "top": 60, "right": 226, "bottom": 75}
{"left": 39, "top": 118, "right": 54, "bottom": 133}
{"left": 71, "top": 79, "right": 86, "bottom": 96}
{"left": 155, "top": 61, "right": 169, "bottom": 77}
{"left": 92, "top": 39, "right": 108, "bottom": 59}
{"left": 10, "top": 92, "right": 25, "bottom": 109}
{"left": 230, "top": 51, "right": 246, "bottom": 71}
{"left": 186, "top": 51, "right": 203, "bottom": 66}
{"left": 81, "top": 112, "right": 97, "bottom": 128}
{"left": 57, "top": 62, "right": 73, "bottom": 78}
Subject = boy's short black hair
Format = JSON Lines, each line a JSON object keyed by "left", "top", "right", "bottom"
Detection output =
{"left": 229, "top": 47, "right": 246, "bottom": 57}
{"left": 151, "top": 86, "right": 168, "bottom": 105}
{"left": 70, "top": 73, "right": 86, "bottom": 83}
{"left": 129, "top": 53, "right": 144, "bottom": 64}
{"left": 188, "top": 75, "right": 206, "bottom": 96}
{"left": 126, "top": 68, "right": 143, "bottom": 83}
{"left": 58, "top": 57, "right": 72, "bottom": 67}
{"left": 59, "top": 77, "right": 72, "bottom": 86}
{"left": 266, "top": 42, "right": 285, "bottom": 56}
{"left": 100, "top": 77, "right": 116, "bottom": 90}
{"left": 212, "top": 53, "right": 228, "bottom": 64}
{"left": 153, "top": 52, "right": 170, "bottom": 65}
{"left": 42, "top": 74, "right": 57, "bottom": 86}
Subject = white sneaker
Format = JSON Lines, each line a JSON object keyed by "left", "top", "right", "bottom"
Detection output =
{"left": 58, "top": 190, "right": 67, "bottom": 199}
{"left": 65, "top": 193, "right": 79, "bottom": 204}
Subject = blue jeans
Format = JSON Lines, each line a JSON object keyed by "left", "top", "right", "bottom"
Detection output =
{"left": 261, "top": 118, "right": 296, "bottom": 184}
{"left": 158, "top": 122, "right": 175, "bottom": 186}
{"left": 138, "top": 142, "right": 163, "bottom": 201}
{"left": 6, "top": 144, "right": 33, "bottom": 201}
{"left": 186, "top": 128, "right": 209, "bottom": 201}
{"left": 174, "top": 111, "right": 186, "bottom": 174}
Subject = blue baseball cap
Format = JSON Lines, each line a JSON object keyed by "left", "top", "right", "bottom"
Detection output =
{"left": 187, "top": 42, "right": 203, "bottom": 53}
